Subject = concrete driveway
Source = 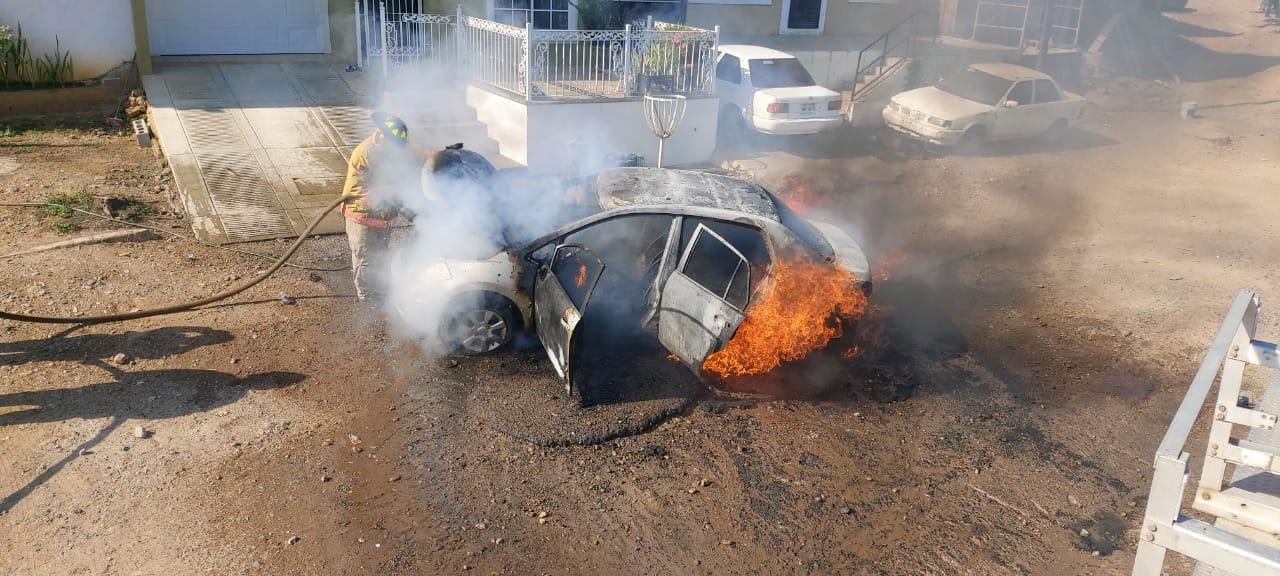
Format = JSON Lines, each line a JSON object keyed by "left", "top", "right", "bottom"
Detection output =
{"left": 142, "top": 57, "right": 496, "bottom": 243}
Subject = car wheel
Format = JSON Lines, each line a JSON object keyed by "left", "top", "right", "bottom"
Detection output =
{"left": 958, "top": 125, "right": 986, "bottom": 154}
{"left": 440, "top": 297, "right": 517, "bottom": 356}
{"left": 718, "top": 105, "right": 748, "bottom": 142}
{"left": 1044, "top": 119, "right": 1069, "bottom": 147}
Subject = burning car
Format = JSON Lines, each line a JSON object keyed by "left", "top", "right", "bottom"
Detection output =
{"left": 392, "top": 167, "right": 871, "bottom": 394}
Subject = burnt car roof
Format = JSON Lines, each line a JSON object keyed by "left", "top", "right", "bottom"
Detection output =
{"left": 595, "top": 168, "right": 781, "bottom": 221}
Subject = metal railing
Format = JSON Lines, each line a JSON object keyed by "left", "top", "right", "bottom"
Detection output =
{"left": 1133, "top": 289, "right": 1280, "bottom": 576}
{"left": 458, "top": 16, "right": 530, "bottom": 97}
{"left": 504, "top": 19, "right": 717, "bottom": 101}
{"left": 355, "top": 0, "right": 450, "bottom": 73}
{"left": 852, "top": 11, "right": 934, "bottom": 98}
{"left": 357, "top": 3, "right": 718, "bottom": 102}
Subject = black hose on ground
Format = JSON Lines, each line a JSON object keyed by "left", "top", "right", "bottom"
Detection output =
{"left": 0, "top": 195, "right": 351, "bottom": 325}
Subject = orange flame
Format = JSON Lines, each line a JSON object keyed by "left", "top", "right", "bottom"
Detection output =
{"left": 575, "top": 263, "right": 587, "bottom": 288}
{"left": 776, "top": 173, "right": 821, "bottom": 216}
{"left": 703, "top": 260, "right": 868, "bottom": 378}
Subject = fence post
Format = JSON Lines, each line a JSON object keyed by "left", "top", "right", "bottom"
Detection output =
{"left": 712, "top": 25, "right": 720, "bottom": 95}
{"left": 379, "top": 1, "right": 390, "bottom": 78}
{"left": 524, "top": 22, "right": 534, "bottom": 101}
{"left": 355, "top": 1, "right": 364, "bottom": 69}
{"left": 624, "top": 24, "right": 633, "bottom": 96}
{"left": 455, "top": 5, "right": 464, "bottom": 76}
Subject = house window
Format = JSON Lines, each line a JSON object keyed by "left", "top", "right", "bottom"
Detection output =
{"left": 494, "top": 0, "right": 571, "bottom": 29}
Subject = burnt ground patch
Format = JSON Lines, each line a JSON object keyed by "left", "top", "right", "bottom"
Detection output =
{"left": 462, "top": 348, "right": 699, "bottom": 446}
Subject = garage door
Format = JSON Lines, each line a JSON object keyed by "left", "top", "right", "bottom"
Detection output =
{"left": 146, "top": 0, "right": 330, "bottom": 55}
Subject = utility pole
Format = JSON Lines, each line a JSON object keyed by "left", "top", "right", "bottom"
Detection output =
{"left": 1035, "top": 0, "right": 1054, "bottom": 71}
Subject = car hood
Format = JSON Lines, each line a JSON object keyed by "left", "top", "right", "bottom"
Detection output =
{"left": 809, "top": 221, "right": 871, "bottom": 284}
{"left": 395, "top": 250, "right": 519, "bottom": 297}
{"left": 891, "top": 86, "right": 990, "bottom": 121}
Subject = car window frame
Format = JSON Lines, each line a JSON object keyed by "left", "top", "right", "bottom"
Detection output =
{"left": 676, "top": 223, "right": 752, "bottom": 311}
{"left": 1004, "top": 80, "right": 1034, "bottom": 107}
{"left": 1032, "top": 79, "right": 1061, "bottom": 104}
{"left": 545, "top": 243, "right": 606, "bottom": 311}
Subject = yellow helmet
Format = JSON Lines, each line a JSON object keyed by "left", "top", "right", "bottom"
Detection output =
{"left": 371, "top": 112, "right": 408, "bottom": 145}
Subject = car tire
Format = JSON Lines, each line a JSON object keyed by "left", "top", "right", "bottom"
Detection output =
{"left": 958, "top": 125, "right": 986, "bottom": 154}
{"left": 1044, "top": 119, "right": 1069, "bottom": 147}
{"left": 440, "top": 295, "right": 518, "bottom": 356}
{"left": 718, "top": 105, "right": 748, "bottom": 143}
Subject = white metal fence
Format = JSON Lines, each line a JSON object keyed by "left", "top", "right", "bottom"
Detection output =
{"left": 458, "top": 16, "right": 529, "bottom": 96}
{"left": 357, "top": 2, "right": 718, "bottom": 101}
{"left": 356, "top": 0, "right": 456, "bottom": 74}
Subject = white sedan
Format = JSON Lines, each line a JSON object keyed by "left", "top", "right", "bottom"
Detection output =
{"left": 714, "top": 44, "right": 844, "bottom": 136}
{"left": 882, "top": 63, "right": 1086, "bottom": 147}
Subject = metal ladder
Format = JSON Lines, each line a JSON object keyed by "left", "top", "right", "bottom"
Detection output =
{"left": 1133, "top": 290, "right": 1280, "bottom": 575}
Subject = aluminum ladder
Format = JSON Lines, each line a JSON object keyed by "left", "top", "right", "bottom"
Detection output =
{"left": 1133, "top": 290, "right": 1280, "bottom": 575}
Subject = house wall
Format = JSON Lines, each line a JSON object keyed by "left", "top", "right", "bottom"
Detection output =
{"left": 687, "top": 0, "right": 912, "bottom": 37}
{"left": 466, "top": 84, "right": 718, "bottom": 174}
{"left": 329, "top": 0, "right": 359, "bottom": 63}
{"left": 0, "top": 0, "right": 136, "bottom": 81}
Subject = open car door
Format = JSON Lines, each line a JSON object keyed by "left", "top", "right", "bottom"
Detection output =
{"left": 657, "top": 223, "right": 751, "bottom": 375}
{"left": 534, "top": 244, "right": 605, "bottom": 395}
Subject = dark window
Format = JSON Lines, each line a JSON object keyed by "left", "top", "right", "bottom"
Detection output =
{"left": 551, "top": 245, "right": 604, "bottom": 310}
{"left": 679, "top": 220, "right": 770, "bottom": 309}
{"left": 1006, "top": 81, "right": 1033, "bottom": 106}
{"left": 716, "top": 55, "right": 742, "bottom": 84}
{"left": 937, "top": 68, "right": 1013, "bottom": 106}
{"left": 786, "top": 0, "right": 823, "bottom": 30}
{"left": 681, "top": 227, "right": 750, "bottom": 309}
{"left": 493, "top": 0, "right": 568, "bottom": 29}
{"left": 1033, "top": 79, "right": 1061, "bottom": 104}
{"left": 563, "top": 214, "right": 674, "bottom": 283}
{"left": 748, "top": 58, "right": 815, "bottom": 88}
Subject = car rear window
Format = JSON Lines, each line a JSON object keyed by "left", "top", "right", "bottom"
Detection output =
{"left": 748, "top": 58, "right": 815, "bottom": 89}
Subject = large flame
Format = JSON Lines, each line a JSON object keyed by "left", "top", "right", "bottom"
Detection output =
{"left": 703, "top": 260, "right": 869, "bottom": 378}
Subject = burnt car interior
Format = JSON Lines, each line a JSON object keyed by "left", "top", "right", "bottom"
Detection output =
{"left": 528, "top": 206, "right": 776, "bottom": 401}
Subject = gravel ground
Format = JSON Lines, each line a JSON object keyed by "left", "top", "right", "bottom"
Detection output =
{"left": 3, "top": 2, "right": 1280, "bottom": 574}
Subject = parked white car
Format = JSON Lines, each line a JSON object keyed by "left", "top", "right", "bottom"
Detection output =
{"left": 714, "top": 45, "right": 844, "bottom": 136}
{"left": 882, "top": 63, "right": 1086, "bottom": 147}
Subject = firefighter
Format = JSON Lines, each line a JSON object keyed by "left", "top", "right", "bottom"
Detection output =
{"left": 342, "top": 112, "right": 424, "bottom": 303}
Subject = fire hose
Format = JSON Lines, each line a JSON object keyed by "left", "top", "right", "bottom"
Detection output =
{"left": 0, "top": 194, "right": 351, "bottom": 325}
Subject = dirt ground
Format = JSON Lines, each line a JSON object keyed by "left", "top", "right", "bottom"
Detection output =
{"left": 3, "top": 2, "right": 1279, "bottom": 574}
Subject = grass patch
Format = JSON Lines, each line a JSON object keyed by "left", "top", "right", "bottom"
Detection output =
{"left": 36, "top": 189, "right": 94, "bottom": 218}
{"left": 51, "top": 221, "right": 81, "bottom": 234}
{"left": 35, "top": 189, "right": 94, "bottom": 233}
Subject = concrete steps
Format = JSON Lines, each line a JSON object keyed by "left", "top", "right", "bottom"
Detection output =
{"left": 840, "top": 56, "right": 910, "bottom": 128}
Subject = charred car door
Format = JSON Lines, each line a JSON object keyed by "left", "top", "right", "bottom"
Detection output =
{"left": 657, "top": 222, "right": 754, "bottom": 374}
{"left": 534, "top": 244, "right": 605, "bottom": 393}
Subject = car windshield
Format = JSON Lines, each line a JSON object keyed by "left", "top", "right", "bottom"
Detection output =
{"left": 936, "top": 68, "right": 1012, "bottom": 106}
{"left": 748, "top": 58, "right": 815, "bottom": 88}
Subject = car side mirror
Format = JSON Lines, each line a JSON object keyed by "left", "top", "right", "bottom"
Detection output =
{"left": 1003, "top": 100, "right": 1019, "bottom": 108}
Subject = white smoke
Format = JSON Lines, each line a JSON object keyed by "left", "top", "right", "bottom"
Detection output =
{"left": 358, "top": 67, "right": 623, "bottom": 356}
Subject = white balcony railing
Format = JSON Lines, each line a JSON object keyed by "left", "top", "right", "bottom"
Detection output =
{"left": 357, "top": 2, "right": 719, "bottom": 101}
